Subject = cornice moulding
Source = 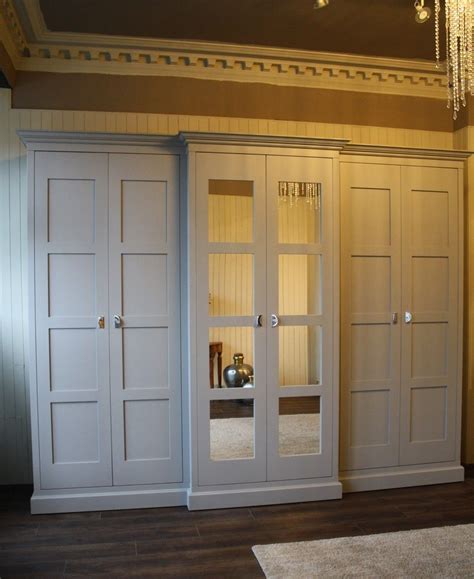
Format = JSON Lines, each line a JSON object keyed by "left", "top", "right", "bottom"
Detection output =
{"left": 6, "top": 0, "right": 447, "bottom": 99}
{"left": 17, "top": 130, "right": 180, "bottom": 150}
{"left": 19, "top": 130, "right": 470, "bottom": 161}
{"left": 179, "top": 132, "right": 349, "bottom": 150}
{"left": 342, "top": 143, "right": 471, "bottom": 160}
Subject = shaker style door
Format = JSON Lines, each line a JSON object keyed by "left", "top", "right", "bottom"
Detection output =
{"left": 35, "top": 152, "right": 112, "bottom": 489}
{"left": 266, "top": 155, "right": 335, "bottom": 481}
{"left": 400, "top": 166, "right": 460, "bottom": 465}
{"left": 196, "top": 152, "right": 268, "bottom": 485}
{"left": 108, "top": 153, "right": 182, "bottom": 485}
{"left": 340, "top": 163, "right": 402, "bottom": 471}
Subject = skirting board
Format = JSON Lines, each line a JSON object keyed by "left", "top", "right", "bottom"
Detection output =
{"left": 30, "top": 488, "right": 188, "bottom": 514}
{"left": 340, "top": 465, "right": 465, "bottom": 493}
{"left": 187, "top": 481, "right": 342, "bottom": 510}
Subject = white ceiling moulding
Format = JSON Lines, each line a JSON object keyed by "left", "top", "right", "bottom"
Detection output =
{"left": 2, "top": 0, "right": 447, "bottom": 99}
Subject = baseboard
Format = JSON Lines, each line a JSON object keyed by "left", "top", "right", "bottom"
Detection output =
{"left": 340, "top": 465, "right": 465, "bottom": 493}
{"left": 187, "top": 481, "right": 343, "bottom": 510}
{"left": 31, "top": 487, "right": 188, "bottom": 514}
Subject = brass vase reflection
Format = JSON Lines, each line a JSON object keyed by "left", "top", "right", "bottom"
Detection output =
{"left": 223, "top": 353, "right": 254, "bottom": 388}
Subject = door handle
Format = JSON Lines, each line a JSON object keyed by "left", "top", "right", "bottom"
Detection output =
{"left": 404, "top": 311, "right": 413, "bottom": 324}
{"left": 271, "top": 314, "right": 280, "bottom": 328}
{"left": 97, "top": 316, "right": 105, "bottom": 329}
{"left": 254, "top": 314, "right": 263, "bottom": 328}
{"left": 392, "top": 312, "right": 398, "bottom": 325}
{"left": 114, "top": 314, "right": 122, "bottom": 329}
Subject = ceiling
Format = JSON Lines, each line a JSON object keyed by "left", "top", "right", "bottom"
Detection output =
{"left": 36, "top": 0, "right": 443, "bottom": 61}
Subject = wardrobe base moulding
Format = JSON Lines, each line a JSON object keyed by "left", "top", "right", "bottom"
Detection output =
{"left": 30, "top": 487, "right": 188, "bottom": 515}
{"left": 187, "top": 481, "right": 343, "bottom": 510}
{"left": 340, "top": 465, "right": 465, "bottom": 493}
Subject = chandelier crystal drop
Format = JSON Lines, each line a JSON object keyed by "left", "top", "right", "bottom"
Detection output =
{"left": 434, "top": 0, "right": 474, "bottom": 119}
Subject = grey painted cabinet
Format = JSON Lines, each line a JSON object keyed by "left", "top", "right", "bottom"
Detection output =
{"left": 24, "top": 135, "right": 185, "bottom": 513}
{"left": 183, "top": 135, "right": 343, "bottom": 509}
{"left": 22, "top": 132, "right": 467, "bottom": 513}
{"left": 340, "top": 153, "right": 465, "bottom": 492}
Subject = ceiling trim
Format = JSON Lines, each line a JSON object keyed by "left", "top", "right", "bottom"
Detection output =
{"left": 5, "top": 0, "right": 448, "bottom": 100}
{"left": 0, "top": 0, "right": 28, "bottom": 58}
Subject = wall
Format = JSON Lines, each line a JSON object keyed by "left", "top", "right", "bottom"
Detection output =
{"left": 455, "top": 126, "right": 474, "bottom": 464}
{"left": 1, "top": 86, "right": 465, "bottom": 484}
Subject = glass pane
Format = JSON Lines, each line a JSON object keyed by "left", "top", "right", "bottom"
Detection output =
{"left": 279, "top": 254, "right": 321, "bottom": 315}
{"left": 278, "top": 186, "right": 321, "bottom": 244}
{"left": 279, "top": 326, "right": 321, "bottom": 387}
{"left": 279, "top": 396, "right": 321, "bottom": 456}
{"left": 209, "top": 180, "right": 254, "bottom": 243}
{"left": 209, "top": 327, "right": 254, "bottom": 389}
{"left": 209, "top": 254, "right": 253, "bottom": 316}
{"left": 210, "top": 400, "right": 254, "bottom": 460}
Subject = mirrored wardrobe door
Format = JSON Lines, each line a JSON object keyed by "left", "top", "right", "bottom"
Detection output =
{"left": 195, "top": 152, "right": 267, "bottom": 485}
{"left": 266, "top": 154, "right": 335, "bottom": 481}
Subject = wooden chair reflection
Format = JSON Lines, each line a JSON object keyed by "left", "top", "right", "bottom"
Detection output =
{"left": 209, "top": 341, "right": 223, "bottom": 388}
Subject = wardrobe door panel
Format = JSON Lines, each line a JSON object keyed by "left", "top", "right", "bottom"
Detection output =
{"left": 196, "top": 153, "right": 267, "bottom": 486}
{"left": 340, "top": 163, "right": 401, "bottom": 471}
{"left": 109, "top": 154, "right": 182, "bottom": 486}
{"left": 35, "top": 152, "right": 112, "bottom": 489}
{"left": 266, "top": 155, "right": 334, "bottom": 481}
{"left": 400, "top": 166, "right": 459, "bottom": 465}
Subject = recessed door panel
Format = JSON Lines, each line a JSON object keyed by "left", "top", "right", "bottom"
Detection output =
{"left": 35, "top": 151, "right": 111, "bottom": 489}
{"left": 122, "top": 328, "right": 169, "bottom": 390}
{"left": 48, "top": 179, "right": 96, "bottom": 244}
{"left": 340, "top": 163, "right": 401, "bottom": 470}
{"left": 122, "top": 254, "right": 168, "bottom": 316}
{"left": 49, "top": 329, "right": 98, "bottom": 391}
{"left": 48, "top": 254, "right": 96, "bottom": 316}
{"left": 109, "top": 153, "right": 182, "bottom": 486}
{"left": 350, "top": 390, "right": 390, "bottom": 447}
{"left": 51, "top": 402, "right": 99, "bottom": 463}
{"left": 121, "top": 180, "right": 167, "bottom": 245}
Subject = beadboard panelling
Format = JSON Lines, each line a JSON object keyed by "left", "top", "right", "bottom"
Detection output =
{"left": 0, "top": 90, "right": 31, "bottom": 484}
{"left": 0, "top": 87, "right": 460, "bottom": 483}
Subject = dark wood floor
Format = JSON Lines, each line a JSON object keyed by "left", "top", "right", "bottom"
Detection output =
{"left": 1, "top": 469, "right": 473, "bottom": 578}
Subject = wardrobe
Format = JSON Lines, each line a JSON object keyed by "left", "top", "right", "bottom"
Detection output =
{"left": 20, "top": 131, "right": 466, "bottom": 514}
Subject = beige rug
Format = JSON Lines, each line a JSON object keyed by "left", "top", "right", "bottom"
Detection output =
{"left": 210, "top": 414, "right": 320, "bottom": 460}
{"left": 253, "top": 524, "right": 474, "bottom": 578}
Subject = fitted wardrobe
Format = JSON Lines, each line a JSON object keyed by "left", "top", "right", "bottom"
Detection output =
{"left": 20, "top": 131, "right": 466, "bottom": 514}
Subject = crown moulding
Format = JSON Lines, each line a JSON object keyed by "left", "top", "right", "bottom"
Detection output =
{"left": 3, "top": 0, "right": 448, "bottom": 100}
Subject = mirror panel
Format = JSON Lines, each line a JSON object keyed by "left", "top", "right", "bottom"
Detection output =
{"left": 279, "top": 254, "right": 321, "bottom": 315}
{"left": 279, "top": 325, "right": 322, "bottom": 387}
{"left": 278, "top": 186, "right": 321, "bottom": 244}
{"left": 209, "top": 180, "right": 254, "bottom": 243}
{"left": 210, "top": 400, "right": 254, "bottom": 460}
{"left": 208, "top": 327, "right": 254, "bottom": 389}
{"left": 279, "top": 396, "right": 321, "bottom": 456}
{"left": 209, "top": 253, "right": 254, "bottom": 316}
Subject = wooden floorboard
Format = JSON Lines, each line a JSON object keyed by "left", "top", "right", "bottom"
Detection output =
{"left": 0, "top": 473, "right": 473, "bottom": 578}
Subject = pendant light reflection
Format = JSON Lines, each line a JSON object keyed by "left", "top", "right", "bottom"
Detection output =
{"left": 414, "top": 0, "right": 432, "bottom": 22}
{"left": 313, "top": 0, "right": 329, "bottom": 9}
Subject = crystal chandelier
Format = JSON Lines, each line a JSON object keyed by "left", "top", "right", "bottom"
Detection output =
{"left": 434, "top": 0, "right": 474, "bottom": 119}
{"left": 278, "top": 181, "right": 321, "bottom": 210}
